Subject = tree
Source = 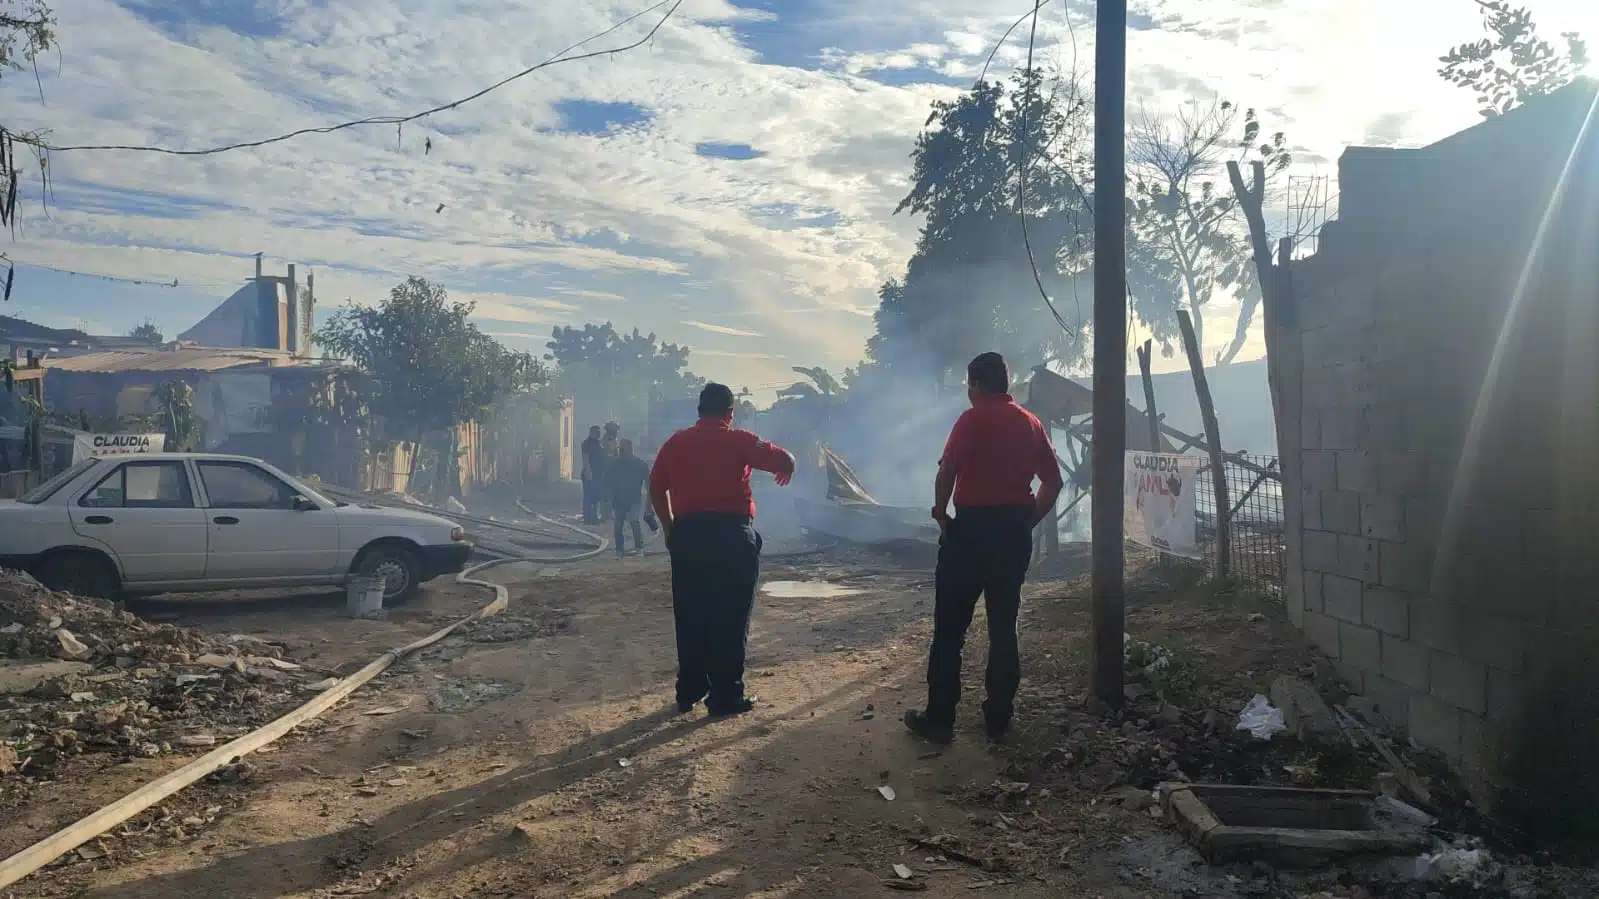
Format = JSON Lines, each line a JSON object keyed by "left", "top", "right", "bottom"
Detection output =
{"left": 1, "top": 2, "right": 57, "bottom": 236}
{"left": 1128, "top": 100, "right": 1291, "bottom": 365}
{"left": 870, "top": 68, "right": 1094, "bottom": 382}
{"left": 316, "top": 275, "right": 544, "bottom": 452}
{"left": 544, "top": 321, "right": 703, "bottom": 429}
{"left": 128, "top": 319, "right": 163, "bottom": 344}
{"left": 1441, "top": 1, "right": 1588, "bottom": 118}
{"left": 152, "top": 380, "right": 202, "bottom": 451}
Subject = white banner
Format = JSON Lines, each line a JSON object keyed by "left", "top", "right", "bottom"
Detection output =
{"left": 72, "top": 432, "right": 167, "bottom": 462}
{"left": 1124, "top": 451, "right": 1200, "bottom": 559}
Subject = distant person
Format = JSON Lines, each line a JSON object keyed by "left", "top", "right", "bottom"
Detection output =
{"left": 650, "top": 383, "right": 796, "bottom": 717}
{"left": 580, "top": 425, "right": 607, "bottom": 524}
{"left": 904, "top": 352, "right": 1063, "bottom": 745}
{"left": 599, "top": 422, "right": 622, "bottom": 521}
{"left": 607, "top": 438, "right": 651, "bottom": 556}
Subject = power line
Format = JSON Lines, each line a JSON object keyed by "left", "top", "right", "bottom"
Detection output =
{"left": 24, "top": 0, "right": 684, "bottom": 157}
{"left": 1016, "top": 0, "right": 1078, "bottom": 340}
{"left": 0, "top": 255, "right": 206, "bottom": 289}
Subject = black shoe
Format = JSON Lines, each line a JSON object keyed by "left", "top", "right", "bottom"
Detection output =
{"left": 903, "top": 709, "right": 954, "bottom": 745}
{"left": 984, "top": 718, "right": 1010, "bottom": 742}
{"left": 707, "top": 696, "right": 757, "bottom": 718}
{"left": 676, "top": 691, "right": 707, "bottom": 715}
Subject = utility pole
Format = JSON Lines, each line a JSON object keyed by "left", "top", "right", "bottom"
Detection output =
{"left": 1090, "top": 0, "right": 1128, "bottom": 708}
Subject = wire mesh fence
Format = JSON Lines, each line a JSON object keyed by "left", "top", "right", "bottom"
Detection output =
{"left": 1190, "top": 452, "right": 1286, "bottom": 593}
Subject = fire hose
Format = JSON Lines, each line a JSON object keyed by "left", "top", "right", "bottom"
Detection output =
{"left": 0, "top": 518, "right": 610, "bottom": 889}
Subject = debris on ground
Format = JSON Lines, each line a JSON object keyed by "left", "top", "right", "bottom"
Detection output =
{"left": 0, "top": 570, "right": 308, "bottom": 776}
{"left": 1236, "top": 694, "right": 1287, "bottom": 741}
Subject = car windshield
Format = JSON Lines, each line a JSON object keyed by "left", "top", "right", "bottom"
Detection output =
{"left": 17, "top": 459, "right": 99, "bottom": 504}
{"left": 273, "top": 469, "right": 337, "bottom": 508}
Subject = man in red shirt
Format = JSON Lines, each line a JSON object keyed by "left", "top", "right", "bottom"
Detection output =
{"left": 905, "top": 352, "right": 1063, "bottom": 745}
{"left": 650, "top": 383, "right": 796, "bottom": 717}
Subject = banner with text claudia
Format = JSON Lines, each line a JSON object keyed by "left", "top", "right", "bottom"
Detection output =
{"left": 72, "top": 432, "right": 167, "bottom": 462}
{"left": 1123, "top": 451, "right": 1201, "bottom": 559}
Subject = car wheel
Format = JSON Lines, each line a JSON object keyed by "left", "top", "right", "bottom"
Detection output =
{"left": 34, "top": 551, "right": 119, "bottom": 600}
{"left": 355, "top": 545, "right": 422, "bottom": 604}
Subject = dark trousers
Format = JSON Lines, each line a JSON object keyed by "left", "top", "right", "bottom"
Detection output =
{"left": 585, "top": 473, "right": 601, "bottom": 521}
{"left": 668, "top": 513, "right": 762, "bottom": 712}
{"left": 925, "top": 505, "right": 1034, "bottom": 729}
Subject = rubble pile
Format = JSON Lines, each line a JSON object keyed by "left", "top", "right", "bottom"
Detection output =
{"left": 0, "top": 570, "right": 309, "bottom": 777}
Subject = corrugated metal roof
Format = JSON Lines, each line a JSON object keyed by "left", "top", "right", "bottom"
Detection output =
{"left": 44, "top": 347, "right": 292, "bottom": 373}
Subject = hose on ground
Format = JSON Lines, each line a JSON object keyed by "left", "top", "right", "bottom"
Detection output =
{"left": 0, "top": 508, "right": 612, "bottom": 888}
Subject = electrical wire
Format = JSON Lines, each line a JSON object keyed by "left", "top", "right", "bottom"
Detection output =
{"left": 1015, "top": 0, "right": 1078, "bottom": 340}
{"left": 26, "top": 0, "right": 684, "bottom": 157}
{"left": 0, "top": 255, "right": 198, "bottom": 288}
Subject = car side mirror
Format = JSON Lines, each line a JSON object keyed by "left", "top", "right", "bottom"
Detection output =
{"left": 293, "top": 496, "right": 319, "bottom": 512}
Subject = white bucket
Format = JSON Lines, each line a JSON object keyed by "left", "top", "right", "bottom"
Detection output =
{"left": 346, "top": 575, "right": 385, "bottom": 619}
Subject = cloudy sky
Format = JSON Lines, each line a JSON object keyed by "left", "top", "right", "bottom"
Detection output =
{"left": 1, "top": 0, "right": 1593, "bottom": 396}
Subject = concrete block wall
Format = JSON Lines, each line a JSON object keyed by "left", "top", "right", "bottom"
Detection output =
{"left": 1284, "top": 91, "right": 1599, "bottom": 836}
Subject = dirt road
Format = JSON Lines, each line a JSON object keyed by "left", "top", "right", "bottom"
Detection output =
{"left": 13, "top": 546, "right": 1104, "bottom": 897}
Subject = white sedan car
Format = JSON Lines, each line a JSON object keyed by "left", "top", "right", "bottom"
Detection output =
{"left": 0, "top": 453, "right": 473, "bottom": 603}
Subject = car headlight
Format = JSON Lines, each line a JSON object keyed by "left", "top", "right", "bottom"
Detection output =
{"left": 451, "top": 527, "right": 468, "bottom": 542}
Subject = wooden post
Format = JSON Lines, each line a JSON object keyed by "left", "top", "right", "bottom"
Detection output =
{"left": 1177, "top": 309, "right": 1230, "bottom": 581}
{"left": 1090, "top": 0, "right": 1129, "bottom": 708}
{"left": 1136, "top": 339, "right": 1160, "bottom": 452}
{"left": 1136, "top": 339, "right": 1167, "bottom": 572}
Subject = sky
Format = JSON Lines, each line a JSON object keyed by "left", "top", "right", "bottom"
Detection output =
{"left": 1, "top": 0, "right": 1594, "bottom": 398}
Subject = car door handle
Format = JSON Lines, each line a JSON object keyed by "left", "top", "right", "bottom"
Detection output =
{"left": 213, "top": 516, "right": 240, "bottom": 525}
{"left": 84, "top": 515, "right": 114, "bottom": 525}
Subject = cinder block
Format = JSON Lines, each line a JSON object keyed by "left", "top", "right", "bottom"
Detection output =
{"left": 1303, "top": 611, "right": 1340, "bottom": 658}
{"left": 1301, "top": 408, "right": 1321, "bottom": 452}
{"left": 1459, "top": 618, "right": 1525, "bottom": 673}
{"left": 1430, "top": 651, "right": 1488, "bottom": 715}
{"left": 1303, "top": 530, "right": 1339, "bottom": 573}
{"left": 1340, "top": 622, "right": 1382, "bottom": 672}
{"left": 1412, "top": 601, "right": 1462, "bottom": 654}
{"left": 1303, "top": 571, "right": 1324, "bottom": 613}
{"left": 1457, "top": 710, "right": 1488, "bottom": 773}
{"left": 1337, "top": 451, "right": 1377, "bottom": 493}
{"left": 1486, "top": 666, "right": 1524, "bottom": 724}
{"left": 1363, "top": 586, "right": 1411, "bottom": 637}
{"left": 1402, "top": 496, "right": 1443, "bottom": 546}
{"left": 1302, "top": 489, "right": 1323, "bottom": 531}
{"left": 1360, "top": 494, "right": 1404, "bottom": 542}
{"left": 1321, "top": 491, "right": 1360, "bottom": 535}
{"left": 1323, "top": 575, "right": 1363, "bottom": 623}
{"left": 1301, "top": 450, "right": 1338, "bottom": 492}
{"left": 1364, "top": 404, "right": 1407, "bottom": 453}
{"left": 1362, "top": 673, "right": 1413, "bottom": 730}
{"left": 1337, "top": 534, "right": 1380, "bottom": 582}
{"left": 1377, "top": 451, "right": 1426, "bottom": 494}
{"left": 1380, "top": 633, "right": 1429, "bottom": 690}
{"left": 1380, "top": 540, "right": 1432, "bottom": 593}
{"left": 1518, "top": 508, "right": 1559, "bottom": 572}
{"left": 1409, "top": 693, "right": 1463, "bottom": 757}
{"left": 1320, "top": 408, "right": 1359, "bottom": 450}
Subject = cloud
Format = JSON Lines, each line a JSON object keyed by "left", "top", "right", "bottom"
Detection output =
{"left": 4, "top": 0, "right": 1593, "bottom": 394}
{"left": 681, "top": 319, "right": 766, "bottom": 337}
{"left": 691, "top": 348, "right": 783, "bottom": 359}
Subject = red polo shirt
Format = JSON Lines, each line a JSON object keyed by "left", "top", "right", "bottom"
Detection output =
{"left": 650, "top": 418, "right": 793, "bottom": 519}
{"left": 940, "top": 393, "right": 1063, "bottom": 507}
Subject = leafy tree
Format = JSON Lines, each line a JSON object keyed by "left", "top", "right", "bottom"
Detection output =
{"left": 544, "top": 321, "right": 702, "bottom": 429}
{"left": 1128, "top": 100, "right": 1291, "bottom": 364}
{"left": 872, "top": 69, "right": 1094, "bottom": 382}
{"left": 1441, "top": 1, "right": 1588, "bottom": 118}
{"left": 1, "top": 2, "right": 56, "bottom": 236}
{"left": 317, "top": 276, "right": 544, "bottom": 446}
{"left": 152, "top": 380, "right": 202, "bottom": 451}
{"left": 128, "top": 319, "right": 163, "bottom": 344}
